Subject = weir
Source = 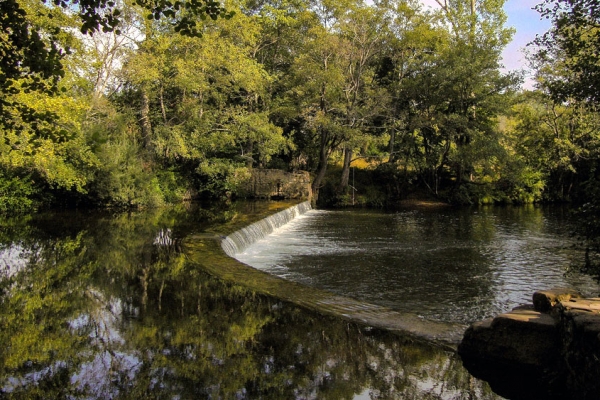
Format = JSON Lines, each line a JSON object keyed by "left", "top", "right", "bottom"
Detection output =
{"left": 221, "top": 200, "right": 312, "bottom": 256}
{"left": 185, "top": 201, "right": 466, "bottom": 349}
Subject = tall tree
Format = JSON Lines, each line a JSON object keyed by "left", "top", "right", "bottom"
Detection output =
{"left": 282, "top": 0, "right": 387, "bottom": 200}
{"left": 532, "top": 0, "right": 600, "bottom": 271}
{"left": 120, "top": 5, "right": 290, "bottom": 196}
{"left": 534, "top": 0, "right": 600, "bottom": 103}
{"left": 0, "top": 0, "right": 99, "bottom": 211}
{"left": 382, "top": 0, "right": 517, "bottom": 200}
{"left": 283, "top": 5, "right": 347, "bottom": 199}
{"left": 336, "top": 5, "right": 387, "bottom": 192}
{"left": 0, "top": 0, "right": 233, "bottom": 122}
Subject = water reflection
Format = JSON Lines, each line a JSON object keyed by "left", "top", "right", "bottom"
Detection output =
{"left": 0, "top": 204, "right": 502, "bottom": 399}
{"left": 236, "top": 205, "right": 600, "bottom": 325}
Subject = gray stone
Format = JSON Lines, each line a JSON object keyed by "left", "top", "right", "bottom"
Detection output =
{"left": 238, "top": 169, "right": 312, "bottom": 199}
{"left": 459, "top": 309, "right": 560, "bottom": 367}
{"left": 460, "top": 289, "right": 600, "bottom": 399}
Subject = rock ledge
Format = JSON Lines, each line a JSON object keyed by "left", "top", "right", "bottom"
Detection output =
{"left": 458, "top": 288, "right": 600, "bottom": 400}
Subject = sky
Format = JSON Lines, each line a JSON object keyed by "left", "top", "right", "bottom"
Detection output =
{"left": 420, "top": 0, "right": 552, "bottom": 89}
{"left": 502, "top": 0, "right": 551, "bottom": 87}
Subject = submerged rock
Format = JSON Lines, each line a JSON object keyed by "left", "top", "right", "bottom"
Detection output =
{"left": 458, "top": 288, "right": 600, "bottom": 400}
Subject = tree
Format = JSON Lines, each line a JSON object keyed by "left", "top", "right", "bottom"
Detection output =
{"left": 380, "top": 0, "right": 517, "bottom": 201}
{"left": 534, "top": 0, "right": 600, "bottom": 103}
{"left": 0, "top": 0, "right": 100, "bottom": 211}
{"left": 282, "top": 5, "right": 348, "bottom": 200}
{"left": 0, "top": 0, "right": 235, "bottom": 211}
{"left": 280, "top": 0, "right": 388, "bottom": 201}
{"left": 0, "top": 0, "right": 234, "bottom": 146}
{"left": 532, "top": 0, "right": 600, "bottom": 273}
{"left": 117, "top": 5, "right": 290, "bottom": 198}
{"left": 336, "top": 5, "right": 387, "bottom": 192}
{"left": 0, "top": 0, "right": 233, "bottom": 118}
{"left": 505, "top": 93, "right": 600, "bottom": 201}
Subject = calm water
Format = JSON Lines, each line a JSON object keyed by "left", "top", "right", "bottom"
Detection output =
{"left": 0, "top": 203, "right": 509, "bottom": 399}
{"left": 236, "top": 205, "right": 600, "bottom": 325}
{"left": 1, "top": 203, "right": 594, "bottom": 399}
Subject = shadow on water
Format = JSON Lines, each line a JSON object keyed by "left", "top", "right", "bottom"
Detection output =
{"left": 0, "top": 201, "right": 575, "bottom": 399}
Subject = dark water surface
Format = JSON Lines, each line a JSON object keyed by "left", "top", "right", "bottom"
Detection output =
{"left": 0, "top": 202, "right": 592, "bottom": 399}
{"left": 236, "top": 205, "right": 600, "bottom": 325}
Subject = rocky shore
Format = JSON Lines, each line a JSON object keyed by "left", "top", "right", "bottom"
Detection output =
{"left": 458, "top": 288, "right": 600, "bottom": 399}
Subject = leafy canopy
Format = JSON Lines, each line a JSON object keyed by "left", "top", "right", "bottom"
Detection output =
{"left": 534, "top": 0, "right": 600, "bottom": 103}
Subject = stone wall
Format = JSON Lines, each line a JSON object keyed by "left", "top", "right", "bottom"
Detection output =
{"left": 458, "top": 288, "right": 600, "bottom": 399}
{"left": 237, "top": 169, "right": 312, "bottom": 200}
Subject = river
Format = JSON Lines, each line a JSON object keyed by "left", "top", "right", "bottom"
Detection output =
{"left": 0, "top": 202, "right": 596, "bottom": 399}
{"left": 236, "top": 204, "right": 599, "bottom": 325}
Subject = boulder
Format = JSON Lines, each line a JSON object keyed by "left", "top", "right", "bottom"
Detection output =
{"left": 459, "top": 288, "right": 600, "bottom": 399}
{"left": 554, "top": 298, "right": 600, "bottom": 398}
{"left": 459, "top": 307, "right": 560, "bottom": 367}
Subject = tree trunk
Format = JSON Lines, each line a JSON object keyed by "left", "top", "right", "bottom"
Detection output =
{"left": 311, "top": 130, "right": 330, "bottom": 202}
{"left": 388, "top": 128, "right": 396, "bottom": 163}
{"left": 245, "top": 139, "right": 254, "bottom": 168}
{"left": 140, "top": 88, "right": 152, "bottom": 149}
{"left": 160, "top": 84, "right": 167, "bottom": 123}
{"left": 339, "top": 147, "right": 353, "bottom": 191}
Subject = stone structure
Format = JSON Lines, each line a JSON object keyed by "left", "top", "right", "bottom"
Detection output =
{"left": 237, "top": 169, "right": 312, "bottom": 200}
{"left": 458, "top": 288, "right": 600, "bottom": 399}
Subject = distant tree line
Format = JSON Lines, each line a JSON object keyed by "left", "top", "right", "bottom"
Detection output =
{"left": 0, "top": 0, "right": 599, "bottom": 214}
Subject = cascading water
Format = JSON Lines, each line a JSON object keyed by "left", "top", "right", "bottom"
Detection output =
{"left": 215, "top": 200, "right": 467, "bottom": 345}
{"left": 221, "top": 201, "right": 312, "bottom": 257}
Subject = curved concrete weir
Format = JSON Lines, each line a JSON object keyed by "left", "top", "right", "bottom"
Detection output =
{"left": 220, "top": 201, "right": 313, "bottom": 257}
{"left": 184, "top": 201, "right": 465, "bottom": 350}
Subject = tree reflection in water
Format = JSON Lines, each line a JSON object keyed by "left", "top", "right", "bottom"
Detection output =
{"left": 0, "top": 205, "right": 501, "bottom": 399}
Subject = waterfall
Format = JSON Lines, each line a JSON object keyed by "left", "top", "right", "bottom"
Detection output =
{"left": 221, "top": 201, "right": 312, "bottom": 257}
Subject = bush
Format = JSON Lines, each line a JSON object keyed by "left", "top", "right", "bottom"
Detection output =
{"left": 0, "top": 173, "right": 37, "bottom": 214}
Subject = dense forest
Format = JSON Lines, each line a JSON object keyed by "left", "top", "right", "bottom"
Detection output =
{"left": 1, "top": 0, "right": 599, "bottom": 236}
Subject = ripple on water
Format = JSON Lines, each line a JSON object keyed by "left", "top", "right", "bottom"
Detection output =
{"left": 235, "top": 207, "right": 600, "bottom": 325}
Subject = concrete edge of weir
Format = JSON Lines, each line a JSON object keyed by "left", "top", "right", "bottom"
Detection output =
{"left": 183, "top": 201, "right": 467, "bottom": 352}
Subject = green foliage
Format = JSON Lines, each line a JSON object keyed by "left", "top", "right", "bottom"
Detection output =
{"left": 534, "top": 0, "right": 600, "bottom": 103}
{"left": 377, "top": 0, "right": 519, "bottom": 202}
{"left": 0, "top": 172, "right": 37, "bottom": 213}
{"left": 1, "top": 87, "right": 98, "bottom": 188}
{"left": 530, "top": 0, "right": 600, "bottom": 277}
{"left": 3, "top": 0, "right": 596, "bottom": 212}
{"left": 0, "top": 0, "right": 233, "bottom": 106}
{"left": 87, "top": 112, "right": 164, "bottom": 208}
{"left": 277, "top": 1, "right": 389, "bottom": 200}
{"left": 0, "top": 0, "right": 65, "bottom": 113}
{"left": 0, "top": 0, "right": 101, "bottom": 212}
{"left": 576, "top": 198, "right": 600, "bottom": 277}
{"left": 113, "top": 8, "right": 291, "bottom": 199}
{"left": 195, "top": 158, "right": 250, "bottom": 196}
{"left": 499, "top": 92, "right": 600, "bottom": 202}
{"left": 156, "top": 169, "right": 192, "bottom": 203}
{"left": 0, "top": 85, "right": 99, "bottom": 212}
